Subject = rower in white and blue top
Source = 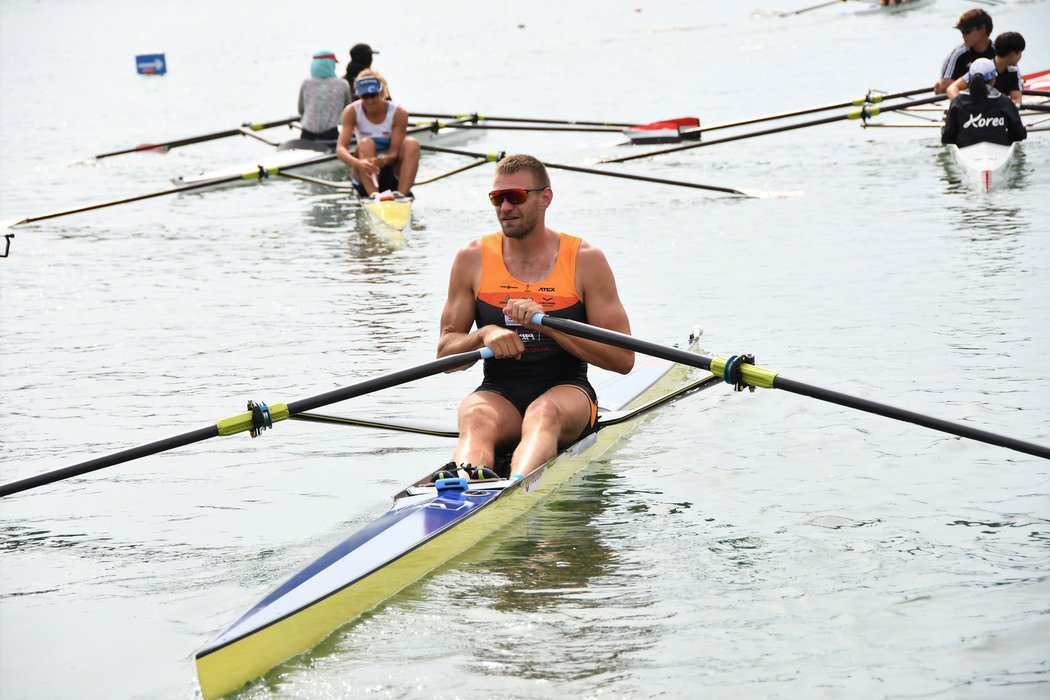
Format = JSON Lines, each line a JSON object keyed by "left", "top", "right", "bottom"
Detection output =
{"left": 335, "top": 71, "right": 420, "bottom": 198}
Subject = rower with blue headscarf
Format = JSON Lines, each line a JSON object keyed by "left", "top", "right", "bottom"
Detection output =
{"left": 298, "top": 50, "right": 352, "bottom": 142}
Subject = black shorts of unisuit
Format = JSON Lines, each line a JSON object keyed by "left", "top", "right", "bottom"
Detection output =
{"left": 474, "top": 379, "right": 599, "bottom": 440}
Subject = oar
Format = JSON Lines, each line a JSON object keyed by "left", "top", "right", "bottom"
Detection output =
{"left": 686, "top": 86, "right": 934, "bottom": 137}
{"left": 602, "top": 94, "right": 948, "bottom": 164}
{"left": 276, "top": 170, "right": 356, "bottom": 190}
{"left": 414, "top": 153, "right": 502, "bottom": 186}
{"left": 0, "top": 156, "right": 334, "bottom": 230}
{"left": 411, "top": 112, "right": 637, "bottom": 128}
{"left": 436, "top": 123, "right": 623, "bottom": 134}
{"left": 418, "top": 144, "right": 800, "bottom": 199}
{"left": 0, "top": 348, "right": 493, "bottom": 498}
{"left": 781, "top": 0, "right": 847, "bottom": 17}
{"left": 93, "top": 116, "right": 301, "bottom": 159}
{"left": 529, "top": 314, "right": 1050, "bottom": 461}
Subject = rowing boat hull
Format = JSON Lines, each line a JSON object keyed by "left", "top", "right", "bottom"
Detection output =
{"left": 361, "top": 196, "right": 413, "bottom": 240}
{"left": 195, "top": 329, "right": 715, "bottom": 699}
{"left": 949, "top": 141, "right": 1018, "bottom": 192}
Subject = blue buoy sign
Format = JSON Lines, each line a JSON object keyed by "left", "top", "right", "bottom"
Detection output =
{"left": 136, "top": 54, "right": 167, "bottom": 75}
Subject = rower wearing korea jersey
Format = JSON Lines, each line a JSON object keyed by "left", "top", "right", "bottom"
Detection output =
{"left": 942, "top": 58, "right": 1026, "bottom": 148}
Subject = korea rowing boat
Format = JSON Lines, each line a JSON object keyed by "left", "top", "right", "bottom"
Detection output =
{"left": 948, "top": 140, "right": 1019, "bottom": 192}
{"left": 195, "top": 327, "right": 718, "bottom": 699}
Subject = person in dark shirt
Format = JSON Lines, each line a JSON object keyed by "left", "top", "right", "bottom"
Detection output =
{"left": 344, "top": 43, "right": 379, "bottom": 100}
{"left": 935, "top": 9, "right": 995, "bottom": 94}
{"left": 947, "top": 32, "right": 1025, "bottom": 104}
{"left": 942, "top": 58, "right": 1026, "bottom": 148}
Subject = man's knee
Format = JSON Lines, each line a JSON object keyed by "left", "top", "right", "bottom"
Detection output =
{"left": 460, "top": 400, "right": 501, "bottom": 428}
{"left": 402, "top": 137, "right": 420, "bottom": 156}
{"left": 522, "top": 397, "right": 565, "bottom": 427}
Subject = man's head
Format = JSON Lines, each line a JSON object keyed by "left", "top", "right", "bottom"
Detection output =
{"left": 994, "top": 32, "right": 1025, "bottom": 66}
{"left": 955, "top": 9, "right": 992, "bottom": 48}
{"left": 490, "top": 155, "right": 552, "bottom": 239}
{"left": 349, "top": 43, "right": 378, "bottom": 66}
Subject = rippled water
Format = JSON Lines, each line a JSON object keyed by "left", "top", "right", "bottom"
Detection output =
{"left": 2, "top": 1, "right": 1049, "bottom": 698}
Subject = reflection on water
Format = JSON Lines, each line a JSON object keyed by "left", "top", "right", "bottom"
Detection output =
{"left": 470, "top": 471, "right": 618, "bottom": 611}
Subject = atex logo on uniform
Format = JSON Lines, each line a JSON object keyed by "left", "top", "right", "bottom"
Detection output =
{"left": 964, "top": 113, "right": 1006, "bottom": 128}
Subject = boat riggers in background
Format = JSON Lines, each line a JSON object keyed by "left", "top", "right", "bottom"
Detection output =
{"left": 0, "top": 348, "right": 493, "bottom": 498}
{"left": 601, "top": 93, "right": 950, "bottom": 164}
{"left": 528, "top": 314, "right": 1050, "bottom": 460}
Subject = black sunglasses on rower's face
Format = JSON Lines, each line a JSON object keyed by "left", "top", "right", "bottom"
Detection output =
{"left": 959, "top": 25, "right": 978, "bottom": 35}
{"left": 488, "top": 188, "right": 546, "bottom": 206}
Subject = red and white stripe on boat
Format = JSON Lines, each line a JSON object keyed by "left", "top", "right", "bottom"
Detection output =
{"left": 623, "top": 117, "right": 700, "bottom": 144}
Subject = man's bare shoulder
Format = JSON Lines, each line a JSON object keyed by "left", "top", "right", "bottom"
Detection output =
{"left": 575, "top": 238, "right": 611, "bottom": 266}
{"left": 452, "top": 237, "right": 484, "bottom": 267}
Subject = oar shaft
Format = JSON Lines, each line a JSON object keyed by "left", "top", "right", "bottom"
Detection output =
{"left": 94, "top": 116, "right": 300, "bottom": 159}
{"left": 286, "top": 350, "right": 491, "bottom": 414}
{"left": 12, "top": 176, "right": 250, "bottom": 226}
{"left": 0, "top": 426, "right": 218, "bottom": 497}
{"left": 773, "top": 377, "right": 1050, "bottom": 459}
{"left": 440, "top": 123, "right": 622, "bottom": 133}
{"left": 531, "top": 314, "right": 1050, "bottom": 460}
{"left": 0, "top": 349, "right": 492, "bottom": 498}
{"left": 543, "top": 161, "right": 743, "bottom": 195}
{"left": 410, "top": 112, "right": 635, "bottom": 128}
{"left": 418, "top": 144, "right": 745, "bottom": 196}
{"left": 695, "top": 86, "right": 933, "bottom": 134}
{"left": 604, "top": 94, "right": 947, "bottom": 164}
{"left": 789, "top": 0, "right": 845, "bottom": 15}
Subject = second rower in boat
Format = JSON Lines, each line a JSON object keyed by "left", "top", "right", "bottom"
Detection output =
{"left": 344, "top": 43, "right": 380, "bottom": 101}
{"left": 947, "top": 32, "right": 1025, "bottom": 105}
{"left": 934, "top": 9, "right": 996, "bottom": 95}
{"left": 435, "top": 154, "right": 634, "bottom": 481}
{"left": 335, "top": 71, "right": 420, "bottom": 199}
{"left": 941, "top": 58, "right": 1026, "bottom": 149}
{"left": 297, "top": 50, "right": 352, "bottom": 143}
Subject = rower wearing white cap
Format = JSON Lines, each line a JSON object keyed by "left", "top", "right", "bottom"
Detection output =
{"left": 335, "top": 71, "right": 420, "bottom": 198}
{"left": 941, "top": 58, "right": 1026, "bottom": 148}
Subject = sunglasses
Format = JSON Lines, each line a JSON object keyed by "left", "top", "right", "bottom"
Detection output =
{"left": 959, "top": 25, "right": 977, "bottom": 34}
{"left": 488, "top": 188, "right": 546, "bottom": 206}
{"left": 361, "top": 92, "right": 381, "bottom": 99}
